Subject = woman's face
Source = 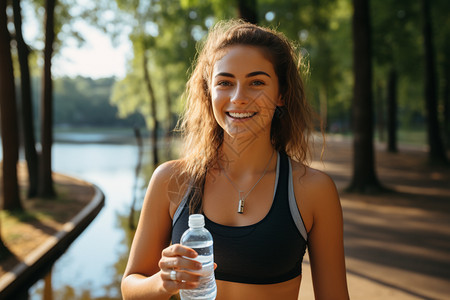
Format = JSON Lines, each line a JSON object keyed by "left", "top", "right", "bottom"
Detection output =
{"left": 210, "top": 45, "right": 282, "bottom": 143}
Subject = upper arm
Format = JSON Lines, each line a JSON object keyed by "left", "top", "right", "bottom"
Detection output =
{"left": 294, "top": 168, "right": 349, "bottom": 299}
{"left": 123, "top": 161, "right": 181, "bottom": 278}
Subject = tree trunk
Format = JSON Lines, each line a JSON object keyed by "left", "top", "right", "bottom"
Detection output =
{"left": 387, "top": 68, "right": 398, "bottom": 153}
{"left": 163, "top": 71, "right": 173, "bottom": 135}
{"left": 0, "top": 0, "right": 23, "bottom": 211}
{"left": 12, "top": 0, "right": 39, "bottom": 198}
{"left": 163, "top": 71, "right": 173, "bottom": 159}
{"left": 129, "top": 127, "right": 143, "bottom": 230}
{"left": 347, "top": 0, "right": 382, "bottom": 193}
{"left": 444, "top": 62, "right": 450, "bottom": 148}
{"left": 237, "top": 0, "right": 258, "bottom": 24}
{"left": 38, "top": 0, "right": 56, "bottom": 197}
{"left": 0, "top": 236, "right": 12, "bottom": 261}
{"left": 319, "top": 86, "right": 328, "bottom": 131}
{"left": 440, "top": 36, "right": 450, "bottom": 149}
{"left": 421, "top": 0, "right": 447, "bottom": 163}
{"left": 143, "top": 51, "right": 159, "bottom": 166}
{"left": 375, "top": 81, "right": 385, "bottom": 142}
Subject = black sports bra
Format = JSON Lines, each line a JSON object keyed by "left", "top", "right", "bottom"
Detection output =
{"left": 171, "top": 152, "right": 308, "bottom": 284}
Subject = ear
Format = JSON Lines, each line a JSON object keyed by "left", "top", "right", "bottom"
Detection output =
{"left": 275, "top": 94, "right": 284, "bottom": 107}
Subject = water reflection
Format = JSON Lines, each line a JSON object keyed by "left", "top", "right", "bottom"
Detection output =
{"left": 28, "top": 142, "right": 149, "bottom": 299}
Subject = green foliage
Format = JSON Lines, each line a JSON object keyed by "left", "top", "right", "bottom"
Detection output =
{"left": 370, "top": 0, "right": 450, "bottom": 133}
{"left": 29, "top": 76, "right": 145, "bottom": 127}
{"left": 110, "top": 0, "right": 217, "bottom": 132}
{"left": 258, "top": 0, "right": 353, "bottom": 130}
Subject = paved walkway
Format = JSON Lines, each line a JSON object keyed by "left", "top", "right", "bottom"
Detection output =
{"left": 299, "top": 136, "right": 450, "bottom": 300}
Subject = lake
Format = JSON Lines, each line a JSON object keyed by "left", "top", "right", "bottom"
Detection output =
{"left": 25, "top": 138, "right": 150, "bottom": 299}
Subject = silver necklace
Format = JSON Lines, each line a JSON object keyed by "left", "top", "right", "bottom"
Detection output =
{"left": 218, "top": 150, "right": 275, "bottom": 214}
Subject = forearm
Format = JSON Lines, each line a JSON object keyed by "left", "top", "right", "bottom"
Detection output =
{"left": 121, "top": 272, "right": 176, "bottom": 300}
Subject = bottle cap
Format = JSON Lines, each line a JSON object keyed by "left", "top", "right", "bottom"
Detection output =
{"left": 188, "top": 214, "right": 205, "bottom": 228}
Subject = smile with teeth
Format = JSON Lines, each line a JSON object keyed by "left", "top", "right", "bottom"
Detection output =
{"left": 227, "top": 112, "right": 257, "bottom": 119}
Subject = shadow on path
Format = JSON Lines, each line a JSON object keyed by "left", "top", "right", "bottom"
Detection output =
{"left": 314, "top": 137, "right": 450, "bottom": 299}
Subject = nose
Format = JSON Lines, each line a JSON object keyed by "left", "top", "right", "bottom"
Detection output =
{"left": 230, "top": 84, "right": 249, "bottom": 105}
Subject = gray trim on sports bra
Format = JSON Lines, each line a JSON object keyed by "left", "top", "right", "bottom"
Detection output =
{"left": 172, "top": 152, "right": 308, "bottom": 241}
{"left": 172, "top": 188, "right": 189, "bottom": 226}
{"left": 288, "top": 158, "right": 308, "bottom": 241}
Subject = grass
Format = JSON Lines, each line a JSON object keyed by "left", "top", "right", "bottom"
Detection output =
{"left": 1, "top": 184, "right": 82, "bottom": 240}
{"left": 0, "top": 168, "right": 96, "bottom": 276}
{"left": 336, "top": 129, "right": 428, "bottom": 147}
{"left": 397, "top": 129, "right": 427, "bottom": 145}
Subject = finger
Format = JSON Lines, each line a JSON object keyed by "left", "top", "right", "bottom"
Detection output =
{"left": 161, "top": 274, "right": 198, "bottom": 295}
{"left": 159, "top": 256, "right": 202, "bottom": 272}
{"left": 162, "top": 269, "right": 201, "bottom": 285}
{"left": 162, "top": 278, "right": 198, "bottom": 293}
{"left": 162, "top": 244, "right": 198, "bottom": 259}
{"left": 214, "top": 263, "right": 217, "bottom": 270}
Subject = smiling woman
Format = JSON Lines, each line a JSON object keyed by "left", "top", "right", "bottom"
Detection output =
{"left": 121, "top": 19, "right": 349, "bottom": 300}
{"left": 211, "top": 45, "right": 282, "bottom": 139}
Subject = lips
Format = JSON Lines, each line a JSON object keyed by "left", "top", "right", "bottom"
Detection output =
{"left": 227, "top": 112, "right": 257, "bottom": 119}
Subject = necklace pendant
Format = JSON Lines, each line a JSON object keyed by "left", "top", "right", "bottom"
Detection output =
{"left": 237, "top": 198, "right": 245, "bottom": 214}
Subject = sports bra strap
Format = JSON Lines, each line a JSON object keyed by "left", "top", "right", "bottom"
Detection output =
{"left": 288, "top": 158, "right": 308, "bottom": 241}
{"left": 173, "top": 187, "right": 189, "bottom": 226}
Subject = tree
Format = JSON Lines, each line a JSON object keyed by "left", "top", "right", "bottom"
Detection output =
{"left": 0, "top": 0, "right": 23, "bottom": 212}
{"left": 0, "top": 1, "right": 15, "bottom": 261}
{"left": 13, "top": 0, "right": 39, "bottom": 198}
{"left": 237, "top": 0, "right": 258, "bottom": 24}
{"left": 142, "top": 46, "right": 160, "bottom": 166}
{"left": 38, "top": 0, "right": 57, "bottom": 197}
{"left": 112, "top": 0, "right": 163, "bottom": 166}
{"left": 347, "top": 0, "right": 382, "bottom": 193}
{"left": 112, "top": 0, "right": 218, "bottom": 165}
{"left": 371, "top": 0, "right": 420, "bottom": 152}
{"left": 258, "top": 0, "right": 353, "bottom": 133}
{"left": 23, "top": 0, "right": 99, "bottom": 197}
{"left": 421, "top": 0, "right": 447, "bottom": 163}
{"left": 444, "top": 61, "right": 450, "bottom": 146}
{"left": 442, "top": 13, "right": 450, "bottom": 146}
{"left": 386, "top": 69, "right": 398, "bottom": 152}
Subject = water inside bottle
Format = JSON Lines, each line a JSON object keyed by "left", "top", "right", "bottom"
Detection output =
{"left": 180, "top": 240, "right": 216, "bottom": 299}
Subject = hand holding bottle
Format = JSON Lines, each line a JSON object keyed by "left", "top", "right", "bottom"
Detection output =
{"left": 158, "top": 244, "right": 203, "bottom": 294}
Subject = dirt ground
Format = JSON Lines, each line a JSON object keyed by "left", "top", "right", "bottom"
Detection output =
{"left": 0, "top": 165, "right": 95, "bottom": 278}
{"left": 299, "top": 137, "right": 450, "bottom": 300}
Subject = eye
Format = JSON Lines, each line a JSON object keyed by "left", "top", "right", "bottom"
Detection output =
{"left": 216, "top": 80, "right": 232, "bottom": 87}
{"left": 251, "top": 80, "right": 265, "bottom": 86}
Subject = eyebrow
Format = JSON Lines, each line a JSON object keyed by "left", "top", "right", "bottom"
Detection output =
{"left": 215, "top": 71, "right": 271, "bottom": 78}
{"left": 247, "top": 71, "right": 271, "bottom": 78}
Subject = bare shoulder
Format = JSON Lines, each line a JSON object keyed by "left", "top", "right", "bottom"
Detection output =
{"left": 146, "top": 159, "right": 190, "bottom": 214}
{"left": 290, "top": 160, "right": 341, "bottom": 229}
{"left": 151, "top": 159, "right": 185, "bottom": 181}
{"left": 148, "top": 159, "right": 188, "bottom": 190}
{"left": 290, "top": 160, "right": 338, "bottom": 199}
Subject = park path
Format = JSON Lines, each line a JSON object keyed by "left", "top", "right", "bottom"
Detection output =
{"left": 299, "top": 136, "right": 450, "bottom": 300}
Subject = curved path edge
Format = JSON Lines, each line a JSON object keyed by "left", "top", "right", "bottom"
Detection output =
{"left": 0, "top": 177, "right": 105, "bottom": 299}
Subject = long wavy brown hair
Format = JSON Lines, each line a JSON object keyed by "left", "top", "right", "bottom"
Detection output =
{"left": 177, "top": 19, "right": 318, "bottom": 213}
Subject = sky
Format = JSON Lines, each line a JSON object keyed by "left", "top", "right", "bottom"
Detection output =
{"left": 52, "top": 23, "right": 131, "bottom": 78}
{"left": 22, "top": 4, "right": 131, "bottom": 79}
{"left": 53, "top": 22, "right": 131, "bottom": 79}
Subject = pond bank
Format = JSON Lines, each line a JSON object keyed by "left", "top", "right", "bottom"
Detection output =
{"left": 0, "top": 168, "right": 105, "bottom": 299}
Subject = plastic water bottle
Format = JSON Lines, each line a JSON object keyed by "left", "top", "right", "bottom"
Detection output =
{"left": 180, "top": 214, "right": 217, "bottom": 300}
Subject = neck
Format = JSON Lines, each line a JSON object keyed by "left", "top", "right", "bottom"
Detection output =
{"left": 218, "top": 133, "right": 275, "bottom": 175}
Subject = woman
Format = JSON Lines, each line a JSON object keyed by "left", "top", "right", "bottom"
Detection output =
{"left": 122, "top": 20, "right": 349, "bottom": 300}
